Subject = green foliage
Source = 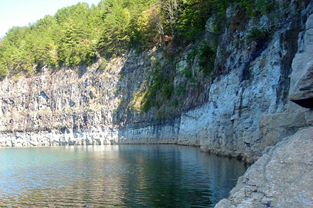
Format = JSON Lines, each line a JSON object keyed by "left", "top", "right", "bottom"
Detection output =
{"left": 0, "top": 61, "right": 8, "bottom": 78}
{"left": 186, "top": 47, "right": 197, "bottom": 67}
{"left": 0, "top": 2, "right": 101, "bottom": 75}
{"left": 97, "top": 0, "right": 157, "bottom": 56}
{"left": 131, "top": 7, "right": 160, "bottom": 50}
{"left": 198, "top": 44, "right": 216, "bottom": 76}
{"left": 246, "top": 27, "right": 270, "bottom": 41}
{"left": 0, "top": 0, "right": 211, "bottom": 76}
{"left": 99, "top": 57, "right": 108, "bottom": 70}
{"left": 234, "top": 0, "right": 276, "bottom": 18}
{"left": 181, "top": 48, "right": 196, "bottom": 80}
{"left": 98, "top": 0, "right": 131, "bottom": 56}
{"left": 140, "top": 63, "right": 175, "bottom": 113}
{"left": 177, "top": 0, "right": 211, "bottom": 41}
{"left": 162, "top": 83, "right": 173, "bottom": 99}
{"left": 0, "top": 0, "right": 276, "bottom": 78}
{"left": 176, "top": 83, "right": 186, "bottom": 97}
{"left": 181, "top": 67, "right": 193, "bottom": 79}
{"left": 181, "top": 43, "right": 216, "bottom": 84}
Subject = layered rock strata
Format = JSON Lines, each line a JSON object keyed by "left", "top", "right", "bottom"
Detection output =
{"left": 0, "top": 1, "right": 311, "bottom": 165}
{"left": 215, "top": 12, "right": 313, "bottom": 208}
{"left": 215, "top": 127, "right": 313, "bottom": 208}
{"left": 1, "top": 2, "right": 312, "bottom": 207}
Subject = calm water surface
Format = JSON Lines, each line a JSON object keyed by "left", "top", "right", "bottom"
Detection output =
{"left": 0, "top": 145, "right": 247, "bottom": 207}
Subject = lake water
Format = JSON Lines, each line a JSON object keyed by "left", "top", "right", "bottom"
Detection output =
{"left": 0, "top": 145, "right": 247, "bottom": 207}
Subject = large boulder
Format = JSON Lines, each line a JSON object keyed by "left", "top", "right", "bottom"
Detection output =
{"left": 259, "top": 111, "right": 307, "bottom": 150}
{"left": 215, "top": 127, "right": 313, "bottom": 208}
{"left": 289, "top": 14, "right": 313, "bottom": 108}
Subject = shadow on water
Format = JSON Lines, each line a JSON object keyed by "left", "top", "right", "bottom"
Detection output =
{"left": 0, "top": 145, "right": 247, "bottom": 207}
{"left": 117, "top": 145, "right": 214, "bottom": 207}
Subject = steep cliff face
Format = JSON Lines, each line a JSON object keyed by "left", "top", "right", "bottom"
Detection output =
{"left": 0, "top": 50, "right": 182, "bottom": 147}
{"left": 0, "top": 0, "right": 312, "bottom": 165}
{"left": 215, "top": 11, "right": 313, "bottom": 208}
{"left": 182, "top": 0, "right": 313, "bottom": 162}
{"left": 215, "top": 127, "right": 313, "bottom": 208}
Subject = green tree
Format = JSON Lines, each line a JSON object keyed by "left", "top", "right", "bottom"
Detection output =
{"left": 177, "top": 0, "right": 210, "bottom": 41}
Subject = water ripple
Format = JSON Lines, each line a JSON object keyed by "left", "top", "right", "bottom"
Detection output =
{"left": 0, "top": 145, "right": 247, "bottom": 207}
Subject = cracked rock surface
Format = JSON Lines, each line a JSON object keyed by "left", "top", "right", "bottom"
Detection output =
{"left": 289, "top": 13, "right": 313, "bottom": 108}
{"left": 215, "top": 127, "right": 313, "bottom": 208}
{"left": 216, "top": 11, "right": 313, "bottom": 208}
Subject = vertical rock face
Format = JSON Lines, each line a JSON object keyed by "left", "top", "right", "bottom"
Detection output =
{"left": 215, "top": 12, "right": 313, "bottom": 208}
{"left": 0, "top": 2, "right": 312, "bottom": 207}
{"left": 289, "top": 14, "right": 313, "bottom": 108}
{"left": 0, "top": 1, "right": 311, "bottom": 164}
{"left": 0, "top": 52, "right": 182, "bottom": 147}
{"left": 215, "top": 127, "right": 313, "bottom": 208}
{"left": 0, "top": 2, "right": 312, "bottom": 206}
{"left": 179, "top": 1, "right": 313, "bottom": 162}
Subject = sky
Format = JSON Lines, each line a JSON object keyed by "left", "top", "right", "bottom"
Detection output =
{"left": 0, "top": 0, "right": 101, "bottom": 38}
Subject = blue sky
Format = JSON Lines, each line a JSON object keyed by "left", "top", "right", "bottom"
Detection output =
{"left": 0, "top": 0, "right": 101, "bottom": 38}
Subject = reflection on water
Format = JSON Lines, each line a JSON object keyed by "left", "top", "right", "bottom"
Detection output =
{"left": 0, "top": 145, "right": 247, "bottom": 207}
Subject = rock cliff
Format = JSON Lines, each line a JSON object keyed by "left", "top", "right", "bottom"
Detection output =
{"left": 1, "top": 0, "right": 312, "bottom": 207}
{"left": 0, "top": 0, "right": 312, "bottom": 163}
{"left": 215, "top": 10, "right": 313, "bottom": 208}
{"left": 215, "top": 127, "right": 313, "bottom": 208}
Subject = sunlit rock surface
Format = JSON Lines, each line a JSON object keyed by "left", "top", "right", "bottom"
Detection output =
{"left": 215, "top": 127, "right": 313, "bottom": 208}
{"left": 216, "top": 10, "right": 313, "bottom": 208}
{"left": 0, "top": 1, "right": 311, "bottom": 165}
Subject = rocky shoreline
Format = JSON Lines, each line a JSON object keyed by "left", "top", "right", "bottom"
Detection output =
{"left": 0, "top": 1, "right": 312, "bottom": 207}
{"left": 1, "top": 2, "right": 311, "bottom": 163}
{"left": 215, "top": 12, "right": 313, "bottom": 208}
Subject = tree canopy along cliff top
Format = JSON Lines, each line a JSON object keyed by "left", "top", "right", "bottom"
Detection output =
{"left": 0, "top": 0, "right": 276, "bottom": 78}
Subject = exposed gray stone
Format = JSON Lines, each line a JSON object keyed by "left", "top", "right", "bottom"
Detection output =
{"left": 0, "top": 2, "right": 312, "bottom": 208}
{"left": 215, "top": 199, "right": 235, "bottom": 208}
{"left": 215, "top": 127, "right": 313, "bottom": 208}
{"left": 306, "top": 13, "right": 313, "bottom": 29}
{"left": 305, "top": 109, "right": 313, "bottom": 125}
{"left": 259, "top": 112, "right": 307, "bottom": 150}
{"left": 289, "top": 14, "right": 313, "bottom": 108}
{"left": 0, "top": 1, "right": 310, "bottom": 165}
